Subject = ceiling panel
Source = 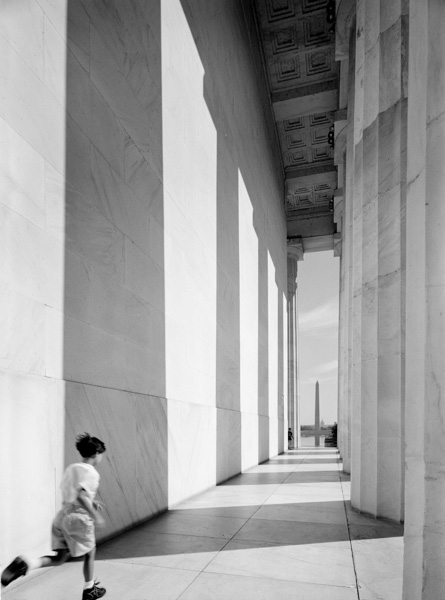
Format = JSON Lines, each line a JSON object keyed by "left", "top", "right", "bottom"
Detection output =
{"left": 253, "top": 0, "right": 339, "bottom": 242}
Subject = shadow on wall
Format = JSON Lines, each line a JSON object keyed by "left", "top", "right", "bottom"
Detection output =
{"left": 63, "top": 0, "right": 168, "bottom": 543}
{"left": 215, "top": 123, "right": 242, "bottom": 481}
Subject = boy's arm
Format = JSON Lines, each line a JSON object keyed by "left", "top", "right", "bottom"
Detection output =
{"left": 77, "top": 488, "right": 95, "bottom": 517}
{"left": 77, "top": 489, "right": 105, "bottom": 525}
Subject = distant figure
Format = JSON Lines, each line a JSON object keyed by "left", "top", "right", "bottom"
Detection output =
{"left": 288, "top": 427, "right": 294, "bottom": 448}
{"left": 1, "top": 433, "right": 107, "bottom": 600}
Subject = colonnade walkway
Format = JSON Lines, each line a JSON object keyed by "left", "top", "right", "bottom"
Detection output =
{"left": 3, "top": 448, "right": 404, "bottom": 600}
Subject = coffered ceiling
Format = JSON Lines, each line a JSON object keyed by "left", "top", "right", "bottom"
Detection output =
{"left": 253, "top": 0, "right": 339, "bottom": 252}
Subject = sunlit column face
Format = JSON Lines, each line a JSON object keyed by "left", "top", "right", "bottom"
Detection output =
{"left": 238, "top": 170, "right": 259, "bottom": 470}
{"left": 268, "top": 251, "right": 279, "bottom": 456}
{"left": 282, "top": 290, "right": 288, "bottom": 438}
{"left": 0, "top": 0, "right": 67, "bottom": 559}
{"left": 161, "top": 0, "right": 217, "bottom": 503}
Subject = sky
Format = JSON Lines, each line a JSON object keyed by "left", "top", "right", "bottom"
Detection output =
{"left": 297, "top": 251, "right": 339, "bottom": 426}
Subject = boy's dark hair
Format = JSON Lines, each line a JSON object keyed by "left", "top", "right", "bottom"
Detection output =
{"left": 76, "top": 433, "right": 106, "bottom": 458}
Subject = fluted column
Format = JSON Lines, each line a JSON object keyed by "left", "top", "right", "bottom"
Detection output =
{"left": 377, "top": 0, "right": 407, "bottom": 521}
{"left": 337, "top": 32, "right": 356, "bottom": 474}
{"left": 287, "top": 246, "right": 303, "bottom": 449}
{"left": 350, "top": 0, "right": 364, "bottom": 509}
{"left": 337, "top": 208, "right": 350, "bottom": 467}
{"left": 357, "top": 0, "right": 379, "bottom": 515}
{"left": 347, "top": 0, "right": 407, "bottom": 521}
{"left": 404, "top": 0, "right": 445, "bottom": 596}
{"left": 334, "top": 57, "right": 350, "bottom": 470}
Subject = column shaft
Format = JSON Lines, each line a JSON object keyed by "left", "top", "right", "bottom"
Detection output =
{"left": 337, "top": 239, "right": 349, "bottom": 465}
{"left": 287, "top": 255, "right": 300, "bottom": 448}
{"left": 349, "top": 0, "right": 406, "bottom": 520}
{"left": 404, "top": 0, "right": 445, "bottom": 596}
{"left": 338, "top": 31, "right": 357, "bottom": 474}
{"left": 350, "top": 0, "right": 364, "bottom": 509}
{"left": 359, "top": 0, "right": 379, "bottom": 514}
{"left": 376, "top": 0, "right": 407, "bottom": 520}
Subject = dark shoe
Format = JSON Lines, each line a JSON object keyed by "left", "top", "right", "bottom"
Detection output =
{"left": 1, "top": 556, "right": 29, "bottom": 587}
{"left": 82, "top": 581, "right": 106, "bottom": 600}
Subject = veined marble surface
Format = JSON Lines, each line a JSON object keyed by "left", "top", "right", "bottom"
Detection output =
{"left": 65, "top": 382, "right": 168, "bottom": 538}
{"left": 0, "top": 116, "right": 45, "bottom": 229}
{"left": 168, "top": 399, "right": 217, "bottom": 508}
{"left": 0, "top": 283, "right": 45, "bottom": 376}
{"left": 0, "top": 32, "right": 65, "bottom": 174}
{"left": 0, "top": 370, "right": 65, "bottom": 563}
{"left": 0, "top": 202, "right": 65, "bottom": 312}
{"left": 2, "top": 0, "right": 287, "bottom": 566}
{"left": 346, "top": 0, "right": 407, "bottom": 523}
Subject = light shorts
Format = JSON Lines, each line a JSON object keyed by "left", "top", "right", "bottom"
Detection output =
{"left": 51, "top": 504, "right": 95, "bottom": 558}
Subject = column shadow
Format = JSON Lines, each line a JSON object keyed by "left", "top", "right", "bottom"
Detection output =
{"left": 63, "top": 0, "right": 168, "bottom": 544}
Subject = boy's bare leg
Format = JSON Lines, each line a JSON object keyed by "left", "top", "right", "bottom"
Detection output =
{"left": 38, "top": 549, "right": 70, "bottom": 568}
{"left": 81, "top": 548, "right": 106, "bottom": 599}
{"left": 1, "top": 550, "right": 70, "bottom": 587}
{"left": 83, "top": 548, "right": 96, "bottom": 582}
{"left": 82, "top": 547, "right": 106, "bottom": 598}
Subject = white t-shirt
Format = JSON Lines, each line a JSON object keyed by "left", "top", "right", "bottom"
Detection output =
{"left": 60, "top": 463, "right": 100, "bottom": 503}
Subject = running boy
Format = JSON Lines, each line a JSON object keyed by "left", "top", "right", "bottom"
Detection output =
{"left": 1, "top": 433, "right": 107, "bottom": 600}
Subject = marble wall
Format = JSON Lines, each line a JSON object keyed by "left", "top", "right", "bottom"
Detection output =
{"left": 335, "top": 0, "right": 445, "bottom": 595}
{"left": 0, "top": 0, "right": 68, "bottom": 562}
{"left": 403, "top": 1, "right": 445, "bottom": 597}
{"left": 338, "top": 0, "right": 406, "bottom": 522}
{"left": 337, "top": 37, "right": 355, "bottom": 475}
{"left": 1, "top": 0, "right": 287, "bottom": 564}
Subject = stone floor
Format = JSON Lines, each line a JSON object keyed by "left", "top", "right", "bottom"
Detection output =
{"left": 2, "top": 448, "right": 404, "bottom": 600}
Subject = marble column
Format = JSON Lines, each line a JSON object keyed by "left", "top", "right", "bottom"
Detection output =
{"left": 350, "top": 0, "right": 364, "bottom": 508}
{"left": 334, "top": 191, "right": 348, "bottom": 462}
{"left": 344, "top": 0, "right": 407, "bottom": 521}
{"left": 357, "top": 0, "right": 379, "bottom": 516}
{"left": 376, "top": 0, "right": 407, "bottom": 522}
{"left": 334, "top": 80, "right": 348, "bottom": 462}
{"left": 337, "top": 217, "right": 351, "bottom": 469}
{"left": 287, "top": 246, "right": 303, "bottom": 449}
{"left": 336, "top": 32, "right": 356, "bottom": 474}
{"left": 404, "top": 0, "right": 445, "bottom": 597}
